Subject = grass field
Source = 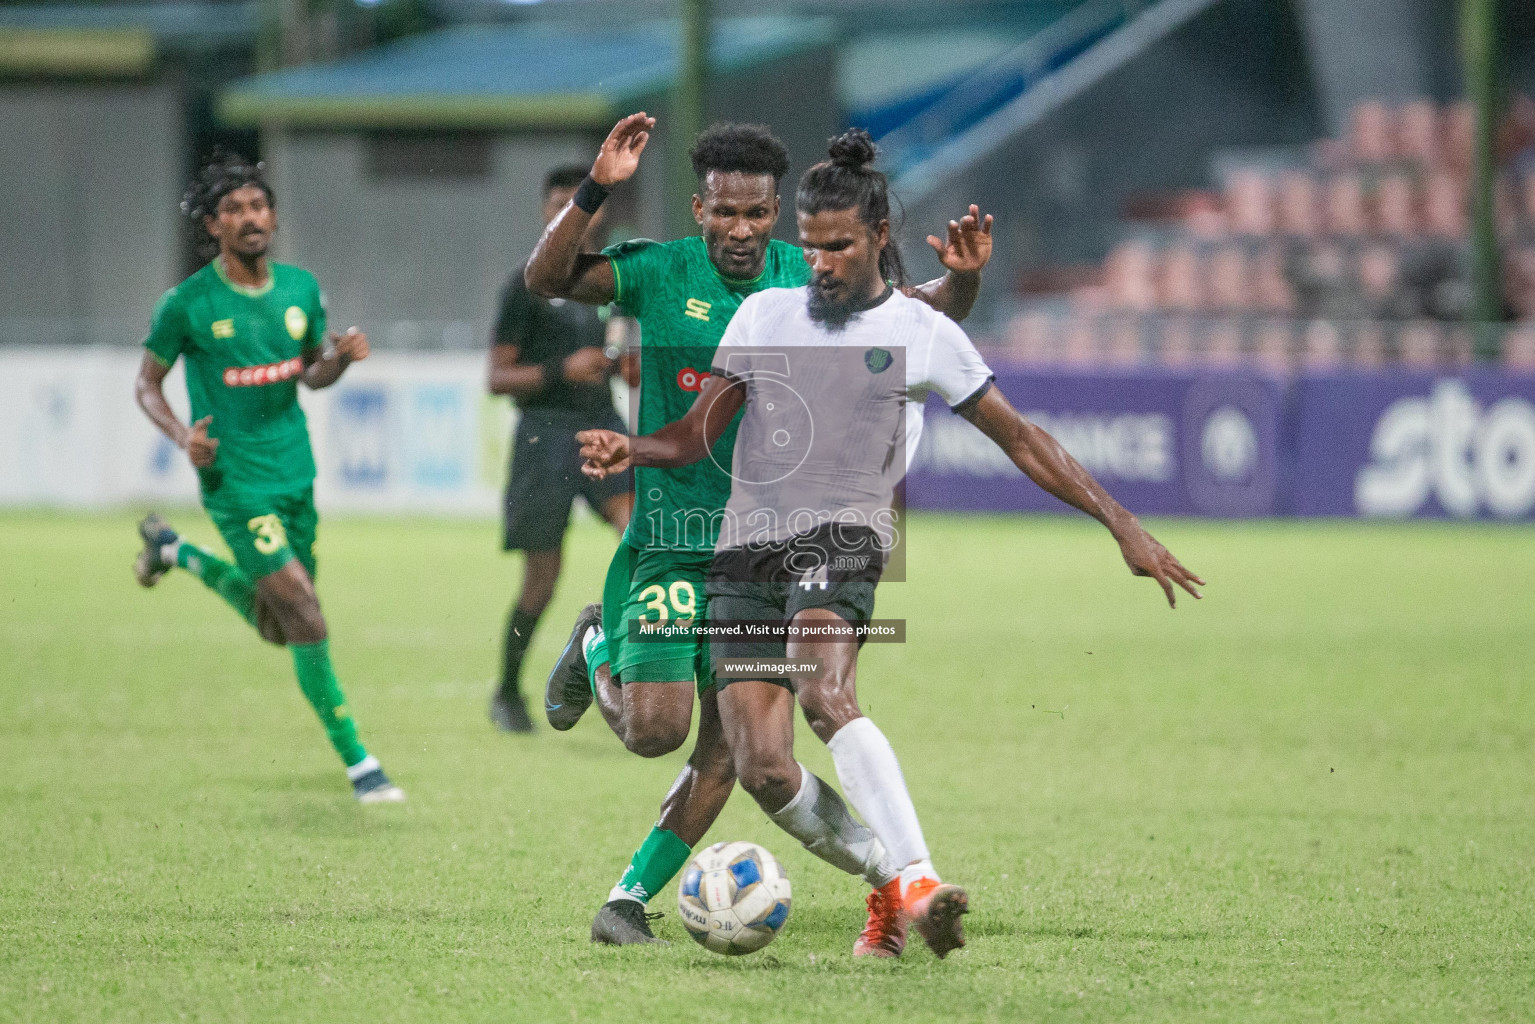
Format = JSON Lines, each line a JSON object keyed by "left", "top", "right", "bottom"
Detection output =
{"left": 2, "top": 511, "right": 1533, "bottom": 1023}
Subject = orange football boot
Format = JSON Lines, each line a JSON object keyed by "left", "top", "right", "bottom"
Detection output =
{"left": 903, "top": 877, "right": 969, "bottom": 959}
{"left": 852, "top": 878, "right": 906, "bottom": 957}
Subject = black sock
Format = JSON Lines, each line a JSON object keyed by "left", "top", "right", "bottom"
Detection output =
{"left": 500, "top": 607, "right": 543, "bottom": 700}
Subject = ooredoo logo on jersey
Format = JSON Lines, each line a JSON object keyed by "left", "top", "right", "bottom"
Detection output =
{"left": 224, "top": 358, "right": 304, "bottom": 388}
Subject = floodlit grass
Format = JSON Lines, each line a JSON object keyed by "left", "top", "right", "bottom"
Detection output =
{"left": 2, "top": 511, "right": 1532, "bottom": 1022}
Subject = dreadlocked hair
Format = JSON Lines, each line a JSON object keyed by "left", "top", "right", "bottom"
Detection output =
{"left": 180, "top": 149, "right": 273, "bottom": 258}
{"left": 796, "top": 128, "right": 906, "bottom": 286}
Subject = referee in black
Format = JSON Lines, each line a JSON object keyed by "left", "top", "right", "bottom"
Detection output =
{"left": 488, "top": 165, "right": 632, "bottom": 733}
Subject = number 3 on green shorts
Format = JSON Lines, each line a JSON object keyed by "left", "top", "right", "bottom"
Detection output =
{"left": 247, "top": 513, "right": 290, "bottom": 556}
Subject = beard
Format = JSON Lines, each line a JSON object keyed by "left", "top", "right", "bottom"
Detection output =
{"left": 807, "top": 268, "right": 882, "bottom": 330}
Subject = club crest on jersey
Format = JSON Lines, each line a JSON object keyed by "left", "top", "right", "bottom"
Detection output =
{"left": 684, "top": 298, "right": 712, "bottom": 321}
{"left": 223, "top": 357, "right": 304, "bottom": 388}
{"left": 864, "top": 347, "right": 893, "bottom": 374}
{"left": 211, "top": 319, "right": 235, "bottom": 339}
{"left": 284, "top": 305, "right": 308, "bottom": 341}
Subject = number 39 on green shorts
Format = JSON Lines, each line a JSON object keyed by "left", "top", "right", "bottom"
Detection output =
{"left": 600, "top": 542, "right": 713, "bottom": 691}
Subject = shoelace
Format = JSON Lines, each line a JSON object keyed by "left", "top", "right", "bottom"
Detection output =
{"left": 644, "top": 911, "right": 664, "bottom": 924}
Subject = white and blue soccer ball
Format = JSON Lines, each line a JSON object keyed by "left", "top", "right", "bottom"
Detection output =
{"left": 677, "top": 841, "right": 792, "bottom": 955}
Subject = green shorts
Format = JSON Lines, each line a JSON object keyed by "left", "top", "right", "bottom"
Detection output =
{"left": 600, "top": 542, "right": 713, "bottom": 692}
{"left": 204, "top": 487, "right": 318, "bottom": 582}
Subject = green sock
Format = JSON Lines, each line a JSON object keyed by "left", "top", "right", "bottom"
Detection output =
{"left": 584, "top": 626, "right": 609, "bottom": 697}
{"left": 290, "top": 639, "right": 367, "bottom": 768}
{"left": 176, "top": 543, "right": 257, "bottom": 628}
{"left": 610, "top": 826, "right": 693, "bottom": 904}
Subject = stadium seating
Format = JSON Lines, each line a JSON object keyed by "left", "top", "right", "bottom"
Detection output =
{"left": 996, "top": 96, "right": 1535, "bottom": 370}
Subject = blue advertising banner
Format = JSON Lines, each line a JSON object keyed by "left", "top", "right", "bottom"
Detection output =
{"left": 907, "top": 368, "right": 1284, "bottom": 517}
{"left": 1289, "top": 370, "right": 1535, "bottom": 519}
{"left": 908, "top": 364, "right": 1535, "bottom": 520}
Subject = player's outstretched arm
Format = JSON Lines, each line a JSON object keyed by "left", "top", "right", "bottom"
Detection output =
{"left": 301, "top": 328, "right": 369, "bottom": 389}
{"left": 902, "top": 204, "right": 994, "bottom": 323}
{"left": 961, "top": 386, "right": 1205, "bottom": 607}
{"left": 134, "top": 352, "right": 219, "bottom": 468}
{"left": 577, "top": 372, "right": 746, "bottom": 478}
{"left": 525, "top": 112, "right": 655, "bottom": 304}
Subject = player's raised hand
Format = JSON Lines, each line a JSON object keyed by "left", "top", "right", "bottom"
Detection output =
{"left": 185, "top": 415, "right": 219, "bottom": 468}
{"left": 576, "top": 428, "right": 631, "bottom": 479}
{"left": 591, "top": 113, "right": 655, "bottom": 188}
{"left": 1115, "top": 523, "right": 1204, "bottom": 608}
{"left": 927, "top": 205, "right": 994, "bottom": 275}
{"left": 330, "top": 327, "right": 370, "bottom": 363}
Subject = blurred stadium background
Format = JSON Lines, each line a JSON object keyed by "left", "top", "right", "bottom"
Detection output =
{"left": 5, "top": 0, "right": 1535, "bottom": 522}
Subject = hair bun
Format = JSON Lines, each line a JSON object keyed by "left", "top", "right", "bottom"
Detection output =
{"left": 827, "top": 128, "right": 878, "bottom": 170}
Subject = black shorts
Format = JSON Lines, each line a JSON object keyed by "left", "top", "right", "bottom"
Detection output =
{"left": 705, "top": 525, "right": 884, "bottom": 688}
{"left": 503, "top": 409, "right": 631, "bottom": 552}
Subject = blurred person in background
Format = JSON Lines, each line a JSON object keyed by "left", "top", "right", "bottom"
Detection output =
{"left": 131, "top": 152, "right": 405, "bottom": 804}
{"left": 486, "top": 164, "right": 634, "bottom": 734}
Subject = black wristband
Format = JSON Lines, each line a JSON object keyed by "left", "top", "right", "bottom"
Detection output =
{"left": 572, "top": 175, "right": 611, "bottom": 215}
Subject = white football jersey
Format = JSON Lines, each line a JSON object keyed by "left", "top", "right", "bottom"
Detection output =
{"left": 709, "top": 285, "right": 993, "bottom": 549}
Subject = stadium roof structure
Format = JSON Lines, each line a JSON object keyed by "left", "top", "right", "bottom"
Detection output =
{"left": 219, "top": 16, "right": 835, "bottom": 130}
{"left": 0, "top": 2, "right": 258, "bottom": 77}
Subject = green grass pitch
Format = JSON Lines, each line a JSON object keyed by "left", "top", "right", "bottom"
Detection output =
{"left": 2, "top": 511, "right": 1532, "bottom": 1022}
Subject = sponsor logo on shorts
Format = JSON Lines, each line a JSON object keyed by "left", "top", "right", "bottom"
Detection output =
{"left": 223, "top": 357, "right": 304, "bottom": 388}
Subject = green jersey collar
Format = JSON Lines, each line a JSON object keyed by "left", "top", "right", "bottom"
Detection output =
{"left": 212, "top": 256, "right": 275, "bottom": 298}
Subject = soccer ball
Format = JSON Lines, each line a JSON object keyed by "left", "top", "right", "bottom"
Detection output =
{"left": 677, "top": 841, "right": 792, "bottom": 955}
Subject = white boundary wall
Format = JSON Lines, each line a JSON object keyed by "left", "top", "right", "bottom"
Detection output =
{"left": 0, "top": 348, "right": 536, "bottom": 514}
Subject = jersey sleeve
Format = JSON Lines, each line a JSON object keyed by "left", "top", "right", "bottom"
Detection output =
{"left": 143, "top": 287, "right": 188, "bottom": 366}
{"left": 492, "top": 270, "right": 536, "bottom": 351}
{"left": 601, "top": 238, "right": 667, "bottom": 317}
{"left": 922, "top": 313, "right": 995, "bottom": 412}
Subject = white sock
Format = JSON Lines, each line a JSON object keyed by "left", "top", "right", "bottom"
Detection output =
{"left": 160, "top": 541, "right": 182, "bottom": 566}
{"left": 899, "top": 859, "right": 941, "bottom": 897}
{"left": 768, "top": 763, "right": 897, "bottom": 887}
{"left": 827, "top": 717, "right": 932, "bottom": 873}
{"left": 607, "top": 886, "right": 644, "bottom": 905}
{"left": 582, "top": 625, "right": 604, "bottom": 661}
{"left": 345, "top": 754, "right": 380, "bottom": 781}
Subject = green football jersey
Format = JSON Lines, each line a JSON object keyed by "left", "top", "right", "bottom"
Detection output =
{"left": 604, "top": 235, "right": 811, "bottom": 552}
{"left": 144, "top": 259, "right": 327, "bottom": 501}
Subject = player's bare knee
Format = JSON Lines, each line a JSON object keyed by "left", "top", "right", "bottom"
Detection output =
{"left": 623, "top": 710, "right": 689, "bottom": 757}
{"left": 624, "top": 726, "right": 686, "bottom": 759}
{"left": 734, "top": 749, "right": 796, "bottom": 806}
{"left": 271, "top": 595, "right": 326, "bottom": 645}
